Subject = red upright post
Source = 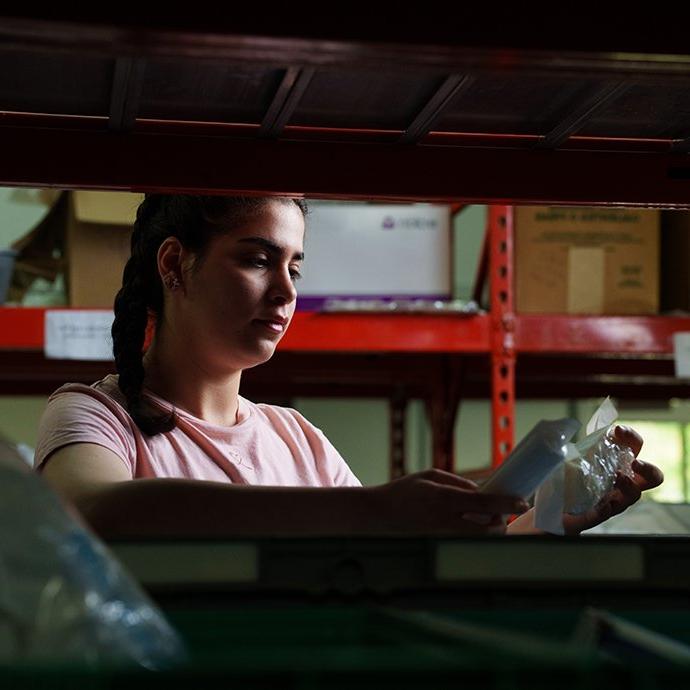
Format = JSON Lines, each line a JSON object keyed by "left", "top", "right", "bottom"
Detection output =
{"left": 489, "top": 206, "right": 516, "bottom": 467}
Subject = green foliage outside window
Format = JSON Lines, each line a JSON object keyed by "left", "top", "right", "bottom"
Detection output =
{"left": 619, "top": 420, "right": 686, "bottom": 503}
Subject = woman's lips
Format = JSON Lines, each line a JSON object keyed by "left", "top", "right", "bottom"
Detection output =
{"left": 253, "top": 319, "right": 285, "bottom": 334}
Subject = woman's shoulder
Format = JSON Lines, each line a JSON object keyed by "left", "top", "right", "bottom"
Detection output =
{"left": 35, "top": 375, "right": 137, "bottom": 472}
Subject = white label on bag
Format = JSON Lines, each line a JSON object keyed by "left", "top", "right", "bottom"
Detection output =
{"left": 673, "top": 332, "right": 690, "bottom": 379}
{"left": 44, "top": 310, "right": 114, "bottom": 361}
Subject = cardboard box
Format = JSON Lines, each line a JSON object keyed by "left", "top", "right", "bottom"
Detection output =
{"left": 66, "top": 191, "right": 143, "bottom": 307}
{"left": 515, "top": 206, "right": 659, "bottom": 315}
{"left": 297, "top": 202, "right": 452, "bottom": 309}
{"left": 660, "top": 210, "right": 690, "bottom": 313}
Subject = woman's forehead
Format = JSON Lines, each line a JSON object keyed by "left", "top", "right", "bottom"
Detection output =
{"left": 217, "top": 202, "right": 305, "bottom": 250}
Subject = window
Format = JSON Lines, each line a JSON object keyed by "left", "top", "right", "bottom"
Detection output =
{"left": 618, "top": 420, "right": 686, "bottom": 503}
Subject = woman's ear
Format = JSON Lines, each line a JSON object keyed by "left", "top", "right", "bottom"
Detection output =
{"left": 157, "top": 237, "right": 185, "bottom": 291}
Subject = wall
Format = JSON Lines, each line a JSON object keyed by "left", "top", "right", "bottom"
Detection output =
{"left": 0, "top": 396, "right": 49, "bottom": 455}
{"left": 0, "top": 187, "right": 53, "bottom": 249}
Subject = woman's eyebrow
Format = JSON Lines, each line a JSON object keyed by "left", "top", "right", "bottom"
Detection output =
{"left": 238, "top": 236, "right": 304, "bottom": 261}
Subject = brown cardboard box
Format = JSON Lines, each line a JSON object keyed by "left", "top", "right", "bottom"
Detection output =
{"left": 66, "top": 191, "right": 143, "bottom": 307}
{"left": 515, "top": 206, "right": 660, "bottom": 314}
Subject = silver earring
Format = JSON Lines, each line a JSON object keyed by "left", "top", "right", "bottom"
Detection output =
{"left": 164, "top": 273, "right": 181, "bottom": 290}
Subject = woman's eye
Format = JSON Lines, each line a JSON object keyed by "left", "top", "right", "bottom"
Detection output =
{"left": 290, "top": 269, "right": 302, "bottom": 281}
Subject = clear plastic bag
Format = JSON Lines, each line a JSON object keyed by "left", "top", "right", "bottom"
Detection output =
{"left": 480, "top": 418, "right": 580, "bottom": 499}
{"left": 562, "top": 427, "right": 636, "bottom": 515}
{"left": 535, "top": 398, "right": 635, "bottom": 534}
{"left": 0, "top": 439, "right": 185, "bottom": 668}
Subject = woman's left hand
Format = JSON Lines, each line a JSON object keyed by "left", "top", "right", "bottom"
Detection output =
{"left": 562, "top": 425, "right": 664, "bottom": 535}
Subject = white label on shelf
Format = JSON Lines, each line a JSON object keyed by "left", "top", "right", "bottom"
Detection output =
{"left": 44, "top": 310, "right": 114, "bottom": 361}
{"left": 673, "top": 332, "right": 690, "bottom": 379}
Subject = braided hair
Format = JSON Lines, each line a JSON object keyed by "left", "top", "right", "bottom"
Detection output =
{"left": 112, "top": 195, "right": 307, "bottom": 436}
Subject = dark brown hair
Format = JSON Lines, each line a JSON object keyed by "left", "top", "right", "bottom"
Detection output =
{"left": 111, "top": 195, "right": 307, "bottom": 435}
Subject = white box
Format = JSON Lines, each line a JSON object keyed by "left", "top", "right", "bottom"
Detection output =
{"left": 297, "top": 203, "right": 452, "bottom": 309}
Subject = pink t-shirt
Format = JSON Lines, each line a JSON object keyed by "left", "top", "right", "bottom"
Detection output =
{"left": 34, "top": 374, "right": 361, "bottom": 488}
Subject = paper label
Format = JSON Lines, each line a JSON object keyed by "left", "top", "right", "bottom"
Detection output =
{"left": 568, "top": 246, "right": 605, "bottom": 313}
{"left": 673, "top": 332, "right": 690, "bottom": 378}
{"left": 44, "top": 310, "right": 114, "bottom": 361}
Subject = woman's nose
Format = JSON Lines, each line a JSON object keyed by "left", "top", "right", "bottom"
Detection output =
{"left": 269, "top": 268, "right": 297, "bottom": 304}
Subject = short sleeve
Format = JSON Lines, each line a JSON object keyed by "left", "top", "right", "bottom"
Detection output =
{"left": 34, "top": 387, "right": 136, "bottom": 475}
{"left": 282, "top": 407, "right": 362, "bottom": 487}
{"left": 309, "top": 422, "right": 362, "bottom": 487}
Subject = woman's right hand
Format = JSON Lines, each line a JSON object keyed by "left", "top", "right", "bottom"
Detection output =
{"left": 373, "top": 469, "right": 529, "bottom": 536}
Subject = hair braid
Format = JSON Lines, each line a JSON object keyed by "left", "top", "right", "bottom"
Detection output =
{"left": 112, "top": 195, "right": 173, "bottom": 434}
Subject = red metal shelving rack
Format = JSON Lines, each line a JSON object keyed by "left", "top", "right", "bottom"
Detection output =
{"left": 5, "top": 303, "right": 688, "bottom": 356}
{"left": 3, "top": 204, "right": 690, "bottom": 471}
{"left": 3, "top": 15, "right": 690, "bottom": 473}
{"left": 489, "top": 206, "right": 516, "bottom": 467}
{"left": 5, "top": 301, "right": 689, "bottom": 356}
{"left": 0, "top": 309, "right": 493, "bottom": 353}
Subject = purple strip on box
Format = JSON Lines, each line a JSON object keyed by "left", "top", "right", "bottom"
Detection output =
{"left": 296, "top": 294, "right": 451, "bottom": 311}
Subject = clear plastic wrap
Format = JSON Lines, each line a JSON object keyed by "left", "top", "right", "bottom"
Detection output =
{"left": 0, "top": 439, "right": 185, "bottom": 668}
{"left": 480, "top": 418, "right": 580, "bottom": 500}
{"left": 562, "top": 427, "right": 636, "bottom": 515}
{"left": 535, "top": 398, "right": 635, "bottom": 534}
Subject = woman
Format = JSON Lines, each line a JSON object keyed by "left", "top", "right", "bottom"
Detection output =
{"left": 34, "top": 195, "right": 662, "bottom": 538}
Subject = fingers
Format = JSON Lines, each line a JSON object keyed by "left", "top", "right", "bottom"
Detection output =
{"left": 564, "top": 453, "right": 663, "bottom": 534}
{"left": 576, "top": 462, "right": 662, "bottom": 532}
{"left": 416, "top": 468, "right": 478, "bottom": 491}
{"left": 631, "top": 458, "right": 664, "bottom": 489}
{"left": 417, "top": 469, "right": 529, "bottom": 514}
{"left": 384, "top": 471, "right": 526, "bottom": 535}
{"left": 613, "top": 474, "right": 642, "bottom": 509}
{"left": 613, "top": 424, "right": 643, "bottom": 456}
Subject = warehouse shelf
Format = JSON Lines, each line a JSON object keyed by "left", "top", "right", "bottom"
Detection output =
{"left": 3, "top": 14, "right": 690, "bottom": 471}
{"left": 3, "top": 15, "right": 690, "bottom": 205}
{"left": 4, "top": 308, "right": 690, "bottom": 356}
{"left": 515, "top": 315, "right": 690, "bottom": 355}
{"left": 0, "top": 307, "right": 493, "bottom": 353}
